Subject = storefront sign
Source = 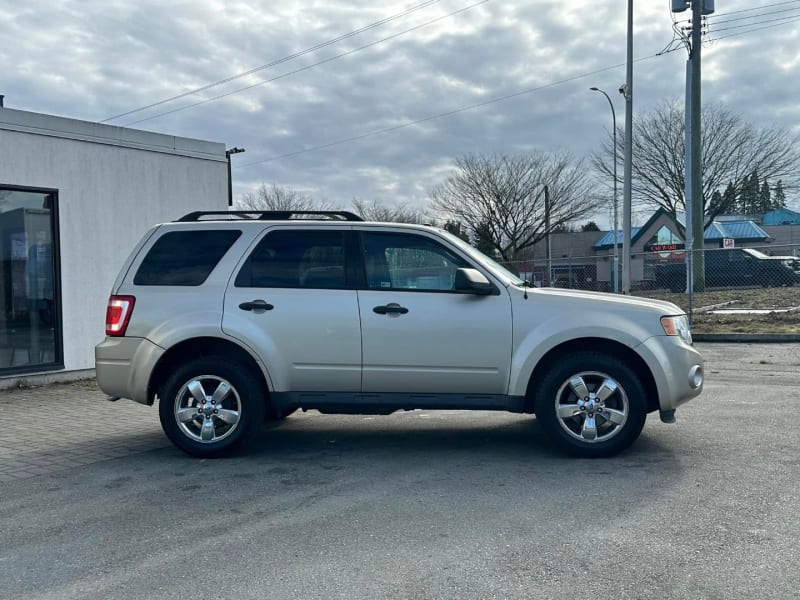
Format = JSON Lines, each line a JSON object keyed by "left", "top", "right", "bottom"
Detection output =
{"left": 645, "top": 243, "right": 684, "bottom": 252}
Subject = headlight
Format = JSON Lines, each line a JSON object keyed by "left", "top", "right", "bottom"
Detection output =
{"left": 661, "top": 315, "right": 693, "bottom": 344}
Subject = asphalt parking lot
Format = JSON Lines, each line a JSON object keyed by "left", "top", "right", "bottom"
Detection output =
{"left": 1, "top": 342, "right": 799, "bottom": 599}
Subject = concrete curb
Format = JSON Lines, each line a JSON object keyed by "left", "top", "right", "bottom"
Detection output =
{"left": 693, "top": 333, "right": 800, "bottom": 343}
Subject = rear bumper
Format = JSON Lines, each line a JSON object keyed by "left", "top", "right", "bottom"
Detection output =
{"left": 95, "top": 337, "right": 164, "bottom": 405}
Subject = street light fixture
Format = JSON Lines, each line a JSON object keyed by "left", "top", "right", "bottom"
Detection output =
{"left": 225, "top": 147, "right": 246, "bottom": 207}
{"left": 590, "top": 87, "right": 619, "bottom": 293}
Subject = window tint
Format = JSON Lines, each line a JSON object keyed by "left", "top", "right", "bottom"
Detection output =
{"left": 236, "top": 230, "right": 346, "bottom": 289}
{"left": 362, "top": 232, "right": 468, "bottom": 291}
{"left": 134, "top": 230, "right": 241, "bottom": 286}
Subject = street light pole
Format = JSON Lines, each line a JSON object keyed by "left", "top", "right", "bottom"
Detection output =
{"left": 225, "top": 147, "right": 246, "bottom": 207}
{"left": 590, "top": 87, "right": 619, "bottom": 293}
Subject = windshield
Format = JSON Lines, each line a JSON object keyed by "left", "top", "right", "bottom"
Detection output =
{"left": 743, "top": 248, "right": 769, "bottom": 259}
{"left": 437, "top": 229, "right": 525, "bottom": 285}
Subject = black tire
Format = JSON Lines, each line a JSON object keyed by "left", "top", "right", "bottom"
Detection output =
{"left": 533, "top": 352, "right": 648, "bottom": 458}
{"left": 158, "top": 357, "right": 265, "bottom": 458}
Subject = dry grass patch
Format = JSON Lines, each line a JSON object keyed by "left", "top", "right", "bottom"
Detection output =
{"left": 638, "top": 287, "right": 800, "bottom": 334}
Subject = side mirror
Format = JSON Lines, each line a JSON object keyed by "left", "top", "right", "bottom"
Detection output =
{"left": 454, "top": 268, "right": 495, "bottom": 295}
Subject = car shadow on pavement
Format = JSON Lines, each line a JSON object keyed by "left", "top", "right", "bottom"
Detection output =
{"left": 208, "top": 410, "right": 680, "bottom": 471}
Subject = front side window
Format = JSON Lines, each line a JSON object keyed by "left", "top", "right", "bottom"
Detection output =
{"left": 236, "top": 230, "right": 347, "bottom": 289}
{"left": 0, "top": 186, "right": 61, "bottom": 373}
{"left": 134, "top": 230, "right": 241, "bottom": 286}
{"left": 361, "top": 232, "right": 468, "bottom": 292}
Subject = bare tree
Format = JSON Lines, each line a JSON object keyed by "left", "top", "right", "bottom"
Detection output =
{"left": 351, "top": 198, "right": 427, "bottom": 223}
{"left": 430, "top": 152, "right": 596, "bottom": 263}
{"left": 593, "top": 99, "right": 800, "bottom": 222}
{"left": 235, "top": 183, "right": 336, "bottom": 212}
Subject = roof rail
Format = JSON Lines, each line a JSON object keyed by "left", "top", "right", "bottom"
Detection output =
{"left": 176, "top": 210, "right": 364, "bottom": 222}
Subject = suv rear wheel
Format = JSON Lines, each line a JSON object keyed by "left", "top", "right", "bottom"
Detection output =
{"left": 533, "top": 352, "right": 647, "bottom": 458}
{"left": 158, "top": 357, "right": 264, "bottom": 457}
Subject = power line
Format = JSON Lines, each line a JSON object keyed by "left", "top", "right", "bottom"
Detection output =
{"left": 707, "top": 16, "right": 800, "bottom": 41}
{"left": 238, "top": 15, "right": 799, "bottom": 169}
{"left": 707, "top": 13, "right": 800, "bottom": 34}
{"left": 707, "top": 5, "right": 800, "bottom": 26}
{"left": 237, "top": 58, "right": 656, "bottom": 168}
{"left": 122, "top": 0, "right": 489, "bottom": 126}
{"left": 101, "top": 0, "right": 444, "bottom": 123}
{"left": 674, "top": 3, "right": 800, "bottom": 27}
{"left": 668, "top": 4, "right": 800, "bottom": 53}
{"left": 706, "top": 0, "right": 799, "bottom": 19}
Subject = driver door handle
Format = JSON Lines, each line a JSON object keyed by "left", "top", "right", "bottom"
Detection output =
{"left": 373, "top": 303, "right": 408, "bottom": 315}
{"left": 239, "top": 299, "right": 274, "bottom": 312}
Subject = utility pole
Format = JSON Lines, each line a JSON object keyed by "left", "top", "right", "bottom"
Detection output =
{"left": 545, "top": 185, "right": 552, "bottom": 287}
{"left": 621, "top": 0, "right": 633, "bottom": 294}
{"left": 689, "top": 0, "right": 705, "bottom": 292}
{"left": 673, "top": 0, "right": 714, "bottom": 292}
{"left": 225, "top": 147, "right": 246, "bottom": 207}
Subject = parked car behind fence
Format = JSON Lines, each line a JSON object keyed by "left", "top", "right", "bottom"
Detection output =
{"left": 654, "top": 248, "right": 800, "bottom": 292}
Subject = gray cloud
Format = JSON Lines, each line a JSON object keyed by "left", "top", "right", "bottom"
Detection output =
{"left": 2, "top": 0, "right": 798, "bottom": 222}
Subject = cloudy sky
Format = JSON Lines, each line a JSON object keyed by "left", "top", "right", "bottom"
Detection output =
{"left": 2, "top": 1, "right": 798, "bottom": 225}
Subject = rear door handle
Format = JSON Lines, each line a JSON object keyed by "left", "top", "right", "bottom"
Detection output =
{"left": 373, "top": 303, "right": 408, "bottom": 315}
{"left": 239, "top": 299, "right": 274, "bottom": 312}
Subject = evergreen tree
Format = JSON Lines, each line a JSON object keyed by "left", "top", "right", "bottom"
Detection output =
{"left": 443, "top": 220, "right": 470, "bottom": 242}
{"left": 774, "top": 180, "right": 787, "bottom": 209}
{"left": 722, "top": 181, "right": 736, "bottom": 214}
{"left": 708, "top": 190, "right": 724, "bottom": 216}
{"left": 759, "top": 180, "right": 771, "bottom": 214}
{"left": 738, "top": 170, "right": 759, "bottom": 216}
{"left": 581, "top": 221, "right": 601, "bottom": 232}
{"left": 473, "top": 221, "right": 497, "bottom": 258}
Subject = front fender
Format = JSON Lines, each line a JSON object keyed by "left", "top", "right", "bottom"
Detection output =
{"left": 508, "top": 317, "right": 652, "bottom": 398}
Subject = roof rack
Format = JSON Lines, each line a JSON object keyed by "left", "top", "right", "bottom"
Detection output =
{"left": 176, "top": 210, "right": 364, "bottom": 222}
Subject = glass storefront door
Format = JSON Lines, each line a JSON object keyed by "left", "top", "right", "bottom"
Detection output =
{"left": 0, "top": 186, "right": 61, "bottom": 373}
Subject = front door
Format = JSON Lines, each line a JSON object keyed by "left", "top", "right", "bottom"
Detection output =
{"left": 357, "top": 231, "right": 513, "bottom": 395}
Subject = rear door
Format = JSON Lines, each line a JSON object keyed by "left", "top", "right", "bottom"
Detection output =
{"left": 222, "top": 227, "right": 362, "bottom": 392}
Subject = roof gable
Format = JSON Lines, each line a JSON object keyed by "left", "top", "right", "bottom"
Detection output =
{"left": 762, "top": 208, "right": 800, "bottom": 226}
{"left": 593, "top": 208, "right": 769, "bottom": 250}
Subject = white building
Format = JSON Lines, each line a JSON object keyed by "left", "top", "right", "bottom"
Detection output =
{"left": 0, "top": 107, "right": 228, "bottom": 385}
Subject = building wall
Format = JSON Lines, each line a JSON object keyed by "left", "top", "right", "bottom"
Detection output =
{"left": 0, "top": 108, "right": 227, "bottom": 375}
{"left": 763, "top": 225, "right": 800, "bottom": 254}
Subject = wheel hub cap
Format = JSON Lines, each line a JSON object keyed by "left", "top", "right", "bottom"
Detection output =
{"left": 174, "top": 375, "right": 241, "bottom": 444}
{"left": 555, "top": 371, "right": 629, "bottom": 444}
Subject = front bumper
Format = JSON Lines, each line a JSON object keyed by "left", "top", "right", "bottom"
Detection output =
{"left": 637, "top": 335, "right": 704, "bottom": 413}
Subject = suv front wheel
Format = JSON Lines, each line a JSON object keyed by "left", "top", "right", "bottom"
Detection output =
{"left": 158, "top": 357, "right": 264, "bottom": 457}
{"left": 534, "top": 352, "right": 647, "bottom": 458}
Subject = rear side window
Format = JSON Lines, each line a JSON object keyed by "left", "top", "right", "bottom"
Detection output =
{"left": 134, "top": 230, "right": 241, "bottom": 286}
{"left": 235, "top": 230, "right": 346, "bottom": 289}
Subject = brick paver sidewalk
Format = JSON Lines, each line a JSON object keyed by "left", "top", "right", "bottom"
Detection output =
{"left": 0, "top": 380, "right": 168, "bottom": 481}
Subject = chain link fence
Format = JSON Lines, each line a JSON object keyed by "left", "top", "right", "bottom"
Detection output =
{"left": 503, "top": 243, "right": 800, "bottom": 334}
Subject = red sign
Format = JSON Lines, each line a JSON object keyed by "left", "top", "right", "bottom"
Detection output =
{"left": 645, "top": 243, "right": 684, "bottom": 252}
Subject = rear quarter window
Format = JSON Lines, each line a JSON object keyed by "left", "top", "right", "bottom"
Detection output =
{"left": 134, "top": 230, "right": 242, "bottom": 286}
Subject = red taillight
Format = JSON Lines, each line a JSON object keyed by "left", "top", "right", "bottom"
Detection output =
{"left": 106, "top": 295, "right": 136, "bottom": 336}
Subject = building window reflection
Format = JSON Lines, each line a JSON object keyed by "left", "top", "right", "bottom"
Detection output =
{"left": 0, "top": 186, "right": 61, "bottom": 372}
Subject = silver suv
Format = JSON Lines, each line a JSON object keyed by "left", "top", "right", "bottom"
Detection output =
{"left": 95, "top": 211, "right": 704, "bottom": 458}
